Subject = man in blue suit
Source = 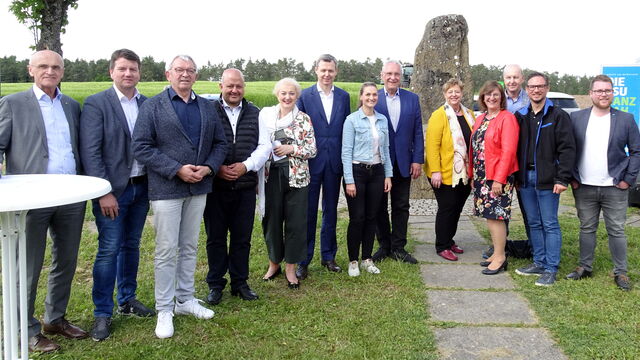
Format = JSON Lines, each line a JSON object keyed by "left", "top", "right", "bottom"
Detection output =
{"left": 373, "top": 61, "right": 424, "bottom": 264}
{"left": 80, "top": 49, "right": 155, "bottom": 342}
{"left": 295, "top": 54, "right": 351, "bottom": 279}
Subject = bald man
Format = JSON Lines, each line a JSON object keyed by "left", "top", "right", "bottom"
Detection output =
{"left": 0, "top": 50, "right": 88, "bottom": 353}
{"left": 503, "top": 64, "right": 530, "bottom": 113}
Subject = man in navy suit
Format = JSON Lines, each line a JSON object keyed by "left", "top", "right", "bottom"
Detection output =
{"left": 566, "top": 74, "right": 640, "bottom": 291}
{"left": 295, "top": 54, "right": 351, "bottom": 279}
{"left": 80, "top": 49, "right": 155, "bottom": 342}
{"left": 373, "top": 61, "right": 424, "bottom": 264}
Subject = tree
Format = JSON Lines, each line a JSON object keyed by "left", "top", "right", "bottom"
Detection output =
{"left": 9, "top": 0, "right": 79, "bottom": 56}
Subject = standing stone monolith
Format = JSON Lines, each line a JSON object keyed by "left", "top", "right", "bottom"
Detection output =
{"left": 410, "top": 14, "right": 473, "bottom": 199}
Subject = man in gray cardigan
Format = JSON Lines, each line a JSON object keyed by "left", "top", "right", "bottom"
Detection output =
{"left": 132, "top": 55, "right": 227, "bottom": 339}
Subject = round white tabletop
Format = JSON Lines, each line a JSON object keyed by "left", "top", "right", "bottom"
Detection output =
{"left": 0, "top": 174, "right": 112, "bottom": 211}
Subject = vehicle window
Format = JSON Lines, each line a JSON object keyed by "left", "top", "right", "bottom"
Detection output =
{"left": 550, "top": 98, "right": 578, "bottom": 109}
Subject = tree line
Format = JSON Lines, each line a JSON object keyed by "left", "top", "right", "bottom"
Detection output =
{"left": 0, "top": 55, "right": 593, "bottom": 94}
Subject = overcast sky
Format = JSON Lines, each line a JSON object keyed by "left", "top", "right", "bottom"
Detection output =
{"left": 1, "top": 0, "right": 638, "bottom": 76}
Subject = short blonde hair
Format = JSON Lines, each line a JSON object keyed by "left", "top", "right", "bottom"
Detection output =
{"left": 442, "top": 78, "right": 464, "bottom": 93}
{"left": 273, "top": 77, "right": 301, "bottom": 97}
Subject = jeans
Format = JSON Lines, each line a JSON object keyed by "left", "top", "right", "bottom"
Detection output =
{"left": 518, "top": 170, "right": 561, "bottom": 272}
{"left": 432, "top": 180, "right": 471, "bottom": 253}
{"left": 376, "top": 164, "right": 411, "bottom": 252}
{"left": 92, "top": 181, "right": 149, "bottom": 317}
{"left": 151, "top": 194, "right": 207, "bottom": 312}
{"left": 573, "top": 184, "right": 628, "bottom": 275}
{"left": 346, "top": 164, "right": 385, "bottom": 261}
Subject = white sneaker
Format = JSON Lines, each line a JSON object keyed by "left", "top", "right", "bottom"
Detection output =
{"left": 174, "top": 298, "right": 214, "bottom": 319}
{"left": 155, "top": 311, "right": 174, "bottom": 339}
{"left": 361, "top": 259, "right": 381, "bottom": 274}
{"left": 348, "top": 261, "right": 360, "bottom": 277}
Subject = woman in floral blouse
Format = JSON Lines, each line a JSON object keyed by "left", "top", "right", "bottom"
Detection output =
{"left": 260, "top": 78, "right": 317, "bottom": 289}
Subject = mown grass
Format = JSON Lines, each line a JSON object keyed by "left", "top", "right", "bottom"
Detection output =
{"left": 1, "top": 81, "right": 364, "bottom": 110}
{"left": 28, "top": 209, "right": 436, "bottom": 359}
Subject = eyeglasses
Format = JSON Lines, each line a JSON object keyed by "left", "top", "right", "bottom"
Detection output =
{"left": 173, "top": 68, "right": 196, "bottom": 75}
{"left": 526, "top": 84, "right": 547, "bottom": 90}
{"left": 592, "top": 89, "right": 613, "bottom": 96}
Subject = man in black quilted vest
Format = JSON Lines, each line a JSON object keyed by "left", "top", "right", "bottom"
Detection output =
{"left": 203, "top": 68, "right": 270, "bottom": 304}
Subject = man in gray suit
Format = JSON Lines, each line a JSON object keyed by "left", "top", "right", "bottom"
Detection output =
{"left": 567, "top": 74, "right": 640, "bottom": 291}
{"left": 79, "top": 49, "right": 155, "bottom": 342}
{"left": 132, "top": 54, "right": 227, "bottom": 339}
{"left": 0, "top": 50, "right": 88, "bottom": 353}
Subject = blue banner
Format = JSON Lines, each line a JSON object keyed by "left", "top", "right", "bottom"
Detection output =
{"left": 602, "top": 65, "right": 640, "bottom": 124}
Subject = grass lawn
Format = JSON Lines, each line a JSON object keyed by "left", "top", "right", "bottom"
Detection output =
{"left": 28, "top": 207, "right": 436, "bottom": 359}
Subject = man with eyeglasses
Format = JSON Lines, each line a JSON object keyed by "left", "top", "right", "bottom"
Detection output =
{"left": 373, "top": 60, "right": 424, "bottom": 264}
{"left": 132, "top": 55, "right": 227, "bottom": 338}
{"left": 503, "top": 64, "right": 530, "bottom": 113}
{"left": 566, "top": 74, "right": 640, "bottom": 291}
{"left": 513, "top": 72, "right": 575, "bottom": 287}
{"left": 0, "top": 50, "right": 88, "bottom": 352}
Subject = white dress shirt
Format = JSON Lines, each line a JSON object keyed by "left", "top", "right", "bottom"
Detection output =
{"left": 113, "top": 85, "right": 144, "bottom": 177}
{"left": 384, "top": 87, "right": 401, "bottom": 131}
{"left": 317, "top": 84, "right": 334, "bottom": 123}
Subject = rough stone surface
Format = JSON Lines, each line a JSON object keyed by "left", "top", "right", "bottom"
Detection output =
{"left": 421, "top": 264, "right": 515, "bottom": 290}
{"left": 427, "top": 290, "right": 537, "bottom": 324}
{"left": 434, "top": 327, "right": 567, "bottom": 360}
{"left": 415, "top": 243, "right": 488, "bottom": 264}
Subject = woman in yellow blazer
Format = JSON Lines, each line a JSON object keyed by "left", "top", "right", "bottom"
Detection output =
{"left": 424, "top": 78, "right": 475, "bottom": 261}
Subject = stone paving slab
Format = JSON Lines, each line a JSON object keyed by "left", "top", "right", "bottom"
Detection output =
{"left": 415, "top": 243, "right": 488, "bottom": 264}
{"left": 421, "top": 264, "right": 515, "bottom": 290}
{"left": 412, "top": 229, "right": 487, "bottom": 246}
{"left": 434, "top": 327, "right": 567, "bottom": 360}
{"left": 427, "top": 290, "right": 537, "bottom": 324}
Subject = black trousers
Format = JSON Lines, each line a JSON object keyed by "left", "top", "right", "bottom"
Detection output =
{"left": 431, "top": 180, "right": 471, "bottom": 252}
{"left": 346, "top": 164, "right": 386, "bottom": 261}
{"left": 204, "top": 187, "right": 256, "bottom": 291}
{"left": 376, "top": 164, "right": 411, "bottom": 252}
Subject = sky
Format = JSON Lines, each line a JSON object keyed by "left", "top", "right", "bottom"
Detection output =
{"left": 1, "top": 0, "right": 639, "bottom": 77}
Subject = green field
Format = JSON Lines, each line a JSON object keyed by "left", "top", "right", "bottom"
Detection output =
{"left": 0, "top": 81, "right": 364, "bottom": 110}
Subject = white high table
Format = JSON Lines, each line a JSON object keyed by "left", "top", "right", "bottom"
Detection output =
{"left": 0, "top": 174, "right": 111, "bottom": 360}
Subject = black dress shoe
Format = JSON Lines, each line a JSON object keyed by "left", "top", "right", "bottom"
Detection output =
{"left": 295, "top": 264, "right": 308, "bottom": 280}
{"left": 91, "top": 317, "right": 111, "bottom": 342}
{"left": 206, "top": 288, "right": 223, "bottom": 305}
{"left": 391, "top": 249, "right": 418, "bottom": 264}
{"left": 118, "top": 298, "right": 156, "bottom": 317}
{"left": 321, "top": 260, "right": 342, "bottom": 272}
{"left": 288, "top": 281, "right": 300, "bottom": 289}
{"left": 481, "top": 260, "right": 508, "bottom": 275}
{"left": 372, "top": 248, "right": 390, "bottom": 262}
{"left": 28, "top": 333, "right": 60, "bottom": 353}
{"left": 615, "top": 274, "right": 632, "bottom": 291}
{"left": 263, "top": 267, "right": 282, "bottom": 281}
{"left": 231, "top": 286, "right": 259, "bottom": 301}
{"left": 565, "top": 266, "right": 592, "bottom": 280}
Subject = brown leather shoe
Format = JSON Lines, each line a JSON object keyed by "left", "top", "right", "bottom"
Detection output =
{"left": 321, "top": 260, "right": 342, "bottom": 273}
{"left": 42, "top": 318, "right": 89, "bottom": 339}
{"left": 28, "top": 333, "right": 60, "bottom": 353}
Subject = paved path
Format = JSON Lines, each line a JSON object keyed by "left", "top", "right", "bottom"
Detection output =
{"left": 409, "top": 200, "right": 567, "bottom": 360}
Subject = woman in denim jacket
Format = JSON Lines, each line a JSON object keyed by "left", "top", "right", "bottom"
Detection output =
{"left": 341, "top": 82, "right": 393, "bottom": 277}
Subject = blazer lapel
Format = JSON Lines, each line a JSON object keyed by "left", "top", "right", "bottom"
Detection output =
{"left": 197, "top": 96, "right": 210, "bottom": 157}
{"left": 106, "top": 87, "right": 132, "bottom": 138}
{"left": 608, "top": 109, "right": 617, "bottom": 149}
{"left": 396, "top": 89, "right": 407, "bottom": 133}
{"left": 329, "top": 91, "right": 342, "bottom": 125}
{"left": 159, "top": 90, "right": 191, "bottom": 143}
{"left": 311, "top": 87, "right": 328, "bottom": 125}
{"left": 24, "top": 90, "right": 49, "bottom": 155}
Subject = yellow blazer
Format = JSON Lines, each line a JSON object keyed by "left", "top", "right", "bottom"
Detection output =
{"left": 423, "top": 105, "right": 474, "bottom": 185}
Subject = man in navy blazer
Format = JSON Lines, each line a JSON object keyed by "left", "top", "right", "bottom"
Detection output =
{"left": 373, "top": 61, "right": 424, "bottom": 264}
{"left": 566, "top": 74, "right": 640, "bottom": 291}
{"left": 80, "top": 49, "right": 155, "bottom": 342}
{"left": 295, "top": 54, "right": 351, "bottom": 278}
{"left": 133, "top": 55, "right": 227, "bottom": 339}
{"left": 0, "top": 50, "right": 88, "bottom": 352}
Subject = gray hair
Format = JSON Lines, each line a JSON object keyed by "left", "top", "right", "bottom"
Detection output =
{"left": 315, "top": 54, "right": 338, "bottom": 68}
{"left": 382, "top": 60, "right": 402, "bottom": 72}
{"left": 272, "top": 77, "right": 301, "bottom": 97}
{"left": 165, "top": 55, "right": 197, "bottom": 72}
{"left": 503, "top": 64, "right": 523, "bottom": 77}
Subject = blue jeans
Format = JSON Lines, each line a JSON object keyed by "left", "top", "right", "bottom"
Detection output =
{"left": 92, "top": 181, "right": 149, "bottom": 317}
{"left": 518, "top": 170, "right": 561, "bottom": 272}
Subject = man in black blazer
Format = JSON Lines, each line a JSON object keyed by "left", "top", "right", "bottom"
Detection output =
{"left": 567, "top": 74, "right": 640, "bottom": 291}
{"left": 296, "top": 54, "right": 351, "bottom": 279}
{"left": 79, "top": 49, "right": 155, "bottom": 341}
{"left": 204, "top": 68, "right": 269, "bottom": 305}
{"left": 0, "top": 50, "right": 88, "bottom": 352}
